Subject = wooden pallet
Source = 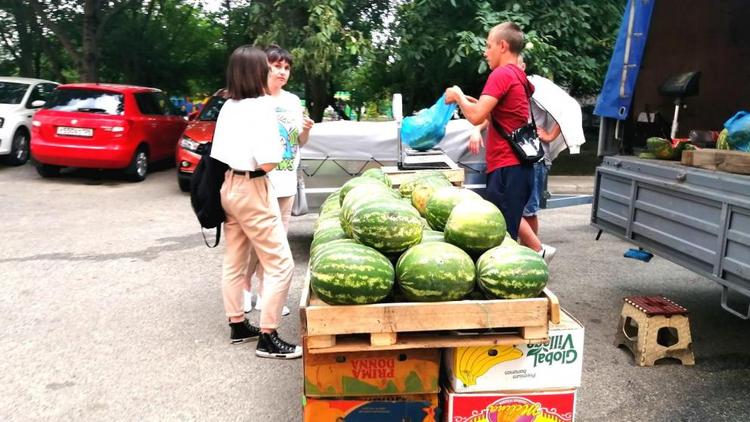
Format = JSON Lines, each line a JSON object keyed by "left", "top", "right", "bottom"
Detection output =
{"left": 381, "top": 166, "right": 465, "bottom": 187}
{"left": 299, "top": 274, "right": 560, "bottom": 354}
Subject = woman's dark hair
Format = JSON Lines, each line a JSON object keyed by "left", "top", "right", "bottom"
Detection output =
{"left": 264, "top": 44, "right": 293, "bottom": 67}
{"left": 226, "top": 45, "right": 269, "bottom": 100}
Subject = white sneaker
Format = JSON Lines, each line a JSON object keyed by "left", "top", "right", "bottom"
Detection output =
{"left": 539, "top": 244, "right": 557, "bottom": 264}
{"left": 254, "top": 294, "right": 290, "bottom": 316}
{"left": 243, "top": 290, "right": 253, "bottom": 313}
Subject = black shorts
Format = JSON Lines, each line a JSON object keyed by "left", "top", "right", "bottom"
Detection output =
{"left": 485, "top": 164, "right": 534, "bottom": 240}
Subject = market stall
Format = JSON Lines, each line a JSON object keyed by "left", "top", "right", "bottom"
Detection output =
{"left": 299, "top": 167, "right": 585, "bottom": 422}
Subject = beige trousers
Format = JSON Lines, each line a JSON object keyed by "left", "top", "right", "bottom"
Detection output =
{"left": 220, "top": 171, "right": 293, "bottom": 329}
{"left": 246, "top": 195, "right": 294, "bottom": 292}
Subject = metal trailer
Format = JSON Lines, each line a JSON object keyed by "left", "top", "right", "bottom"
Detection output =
{"left": 591, "top": 156, "right": 750, "bottom": 318}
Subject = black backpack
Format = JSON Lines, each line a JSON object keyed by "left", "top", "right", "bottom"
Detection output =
{"left": 190, "top": 143, "right": 228, "bottom": 247}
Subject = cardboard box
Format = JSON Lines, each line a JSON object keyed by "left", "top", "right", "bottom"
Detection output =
{"left": 304, "top": 349, "right": 440, "bottom": 397}
{"left": 443, "top": 388, "right": 576, "bottom": 422}
{"left": 304, "top": 394, "right": 439, "bottom": 422}
{"left": 444, "top": 310, "right": 584, "bottom": 393}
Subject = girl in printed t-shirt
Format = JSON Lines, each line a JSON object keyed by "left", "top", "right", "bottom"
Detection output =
{"left": 244, "top": 44, "right": 314, "bottom": 316}
{"left": 210, "top": 45, "right": 301, "bottom": 359}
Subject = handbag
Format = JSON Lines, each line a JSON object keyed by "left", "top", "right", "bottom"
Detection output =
{"left": 489, "top": 75, "right": 544, "bottom": 165}
{"left": 190, "top": 143, "right": 228, "bottom": 248}
{"left": 291, "top": 169, "right": 308, "bottom": 216}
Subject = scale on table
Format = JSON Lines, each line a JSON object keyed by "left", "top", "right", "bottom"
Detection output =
{"left": 393, "top": 93, "right": 456, "bottom": 170}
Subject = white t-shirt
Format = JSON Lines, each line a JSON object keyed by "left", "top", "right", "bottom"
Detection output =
{"left": 266, "top": 90, "right": 304, "bottom": 197}
{"left": 210, "top": 96, "right": 281, "bottom": 171}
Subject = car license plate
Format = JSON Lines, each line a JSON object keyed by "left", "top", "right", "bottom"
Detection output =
{"left": 57, "top": 126, "right": 93, "bottom": 137}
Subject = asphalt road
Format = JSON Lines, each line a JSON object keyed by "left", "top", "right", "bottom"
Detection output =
{"left": 1, "top": 163, "right": 748, "bottom": 421}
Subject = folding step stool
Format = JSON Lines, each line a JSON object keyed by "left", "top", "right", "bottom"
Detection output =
{"left": 614, "top": 296, "right": 695, "bottom": 366}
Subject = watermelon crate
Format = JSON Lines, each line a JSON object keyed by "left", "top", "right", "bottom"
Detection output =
{"left": 304, "top": 348, "right": 440, "bottom": 397}
{"left": 443, "top": 387, "right": 577, "bottom": 422}
{"left": 303, "top": 394, "right": 439, "bottom": 421}
{"left": 300, "top": 273, "right": 560, "bottom": 353}
{"left": 444, "top": 310, "right": 584, "bottom": 393}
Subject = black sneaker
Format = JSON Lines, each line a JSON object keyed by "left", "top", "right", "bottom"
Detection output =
{"left": 255, "top": 331, "right": 302, "bottom": 359}
{"left": 229, "top": 319, "right": 260, "bottom": 344}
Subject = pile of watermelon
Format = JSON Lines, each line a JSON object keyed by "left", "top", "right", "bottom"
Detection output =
{"left": 309, "top": 168, "right": 549, "bottom": 305}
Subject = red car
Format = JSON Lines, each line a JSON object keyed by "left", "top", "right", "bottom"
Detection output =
{"left": 31, "top": 83, "right": 187, "bottom": 181}
{"left": 175, "top": 95, "right": 225, "bottom": 191}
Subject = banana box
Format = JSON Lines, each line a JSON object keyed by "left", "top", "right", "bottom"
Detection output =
{"left": 444, "top": 310, "right": 584, "bottom": 393}
{"left": 442, "top": 387, "right": 576, "bottom": 422}
{"left": 304, "top": 349, "right": 440, "bottom": 397}
{"left": 303, "top": 394, "right": 439, "bottom": 421}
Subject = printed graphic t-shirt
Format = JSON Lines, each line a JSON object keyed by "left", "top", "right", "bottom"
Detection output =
{"left": 481, "top": 63, "right": 535, "bottom": 173}
{"left": 267, "top": 90, "right": 304, "bottom": 198}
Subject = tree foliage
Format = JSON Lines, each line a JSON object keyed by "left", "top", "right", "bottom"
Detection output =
{"left": 0, "top": 0, "right": 624, "bottom": 116}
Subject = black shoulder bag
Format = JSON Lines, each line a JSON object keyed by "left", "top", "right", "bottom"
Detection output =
{"left": 489, "top": 75, "right": 544, "bottom": 165}
{"left": 190, "top": 142, "right": 228, "bottom": 248}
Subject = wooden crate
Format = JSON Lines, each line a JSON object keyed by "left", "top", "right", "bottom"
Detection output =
{"left": 380, "top": 166, "right": 465, "bottom": 187}
{"left": 681, "top": 149, "right": 750, "bottom": 175}
{"left": 299, "top": 274, "right": 560, "bottom": 354}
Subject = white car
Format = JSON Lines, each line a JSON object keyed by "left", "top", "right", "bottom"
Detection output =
{"left": 0, "top": 77, "right": 59, "bottom": 165}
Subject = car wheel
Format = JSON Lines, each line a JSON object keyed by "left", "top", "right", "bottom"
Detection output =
{"left": 177, "top": 173, "right": 192, "bottom": 192}
{"left": 7, "top": 129, "right": 30, "bottom": 166}
{"left": 36, "top": 163, "right": 62, "bottom": 178}
{"left": 125, "top": 147, "right": 148, "bottom": 182}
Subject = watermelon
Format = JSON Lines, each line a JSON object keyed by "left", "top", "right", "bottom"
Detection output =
{"left": 314, "top": 215, "right": 342, "bottom": 234}
{"left": 646, "top": 137, "right": 675, "bottom": 160}
{"left": 310, "top": 238, "right": 359, "bottom": 266}
{"left": 476, "top": 245, "right": 549, "bottom": 299}
{"left": 420, "top": 229, "right": 445, "bottom": 243}
{"left": 398, "top": 172, "right": 447, "bottom": 198}
{"left": 425, "top": 187, "right": 482, "bottom": 231}
{"left": 320, "top": 191, "right": 341, "bottom": 216}
{"left": 396, "top": 242, "right": 475, "bottom": 302}
{"left": 500, "top": 233, "right": 517, "bottom": 247}
{"left": 350, "top": 199, "right": 423, "bottom": 254}
{"left": 310, "top": 225, "right": 348, "bottom": 252}
{"left": 339, "top": 177, "right": 387, "bottom": 206}
{"left": 340, "top": 184, "right": 400, "bottom": 237}
{"left": 410, "top": 177, "right": 453, "bottom": 216}
{"left": 310, "top": 243, "right": 395, "bottom": 305}
{"left": 361, "top": 168, "right": 392, "bottom": 187}
{"left": 444, "top": 199, "right": 506, "bottom": 256}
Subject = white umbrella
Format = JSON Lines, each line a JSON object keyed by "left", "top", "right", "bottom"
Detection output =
{"left": 528, "top": 75, "right": 586, "bottom": 162}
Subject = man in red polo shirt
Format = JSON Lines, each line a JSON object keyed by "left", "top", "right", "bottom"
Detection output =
{"left": 445, "top": 22, "right": 534, "bottom": 241}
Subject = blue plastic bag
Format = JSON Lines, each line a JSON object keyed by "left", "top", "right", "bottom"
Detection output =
{"left": 400, "top": 94, "right": 457, "bottom": 151}
{"left": 723, "top": 111, "right": 750, "bottom": 152}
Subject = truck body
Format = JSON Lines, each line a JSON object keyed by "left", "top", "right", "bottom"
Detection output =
{"left": 592, "top": 0, "right": 750, "bottom": 317}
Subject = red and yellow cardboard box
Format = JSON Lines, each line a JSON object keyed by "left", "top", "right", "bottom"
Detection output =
{"left": 444, "top": 310, "right": 584, "bottom": 393}
{"left": 304, "top": 348, "right": 441, "bottom": 397}
{"left": 443, "top": 388, "right": 576, "bottom": 422}
{"left": 303, "top": 394, "right": 439, "bottom": 422}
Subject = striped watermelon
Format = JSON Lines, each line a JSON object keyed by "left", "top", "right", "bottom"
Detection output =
{"left": 396, "top": 242, "right": 475, "bottom": 302}
{"left": 398, "top": 172, "right": 448, "bottom": 198}
{"left": 340, "top": 184, "right": 400, "bottom": 237}
{"left": 425, "top": 187, "right": 482, "bottom": 231}
{"left": 339, "top": 177, "right": 388, "bottom": 206}
{"left": 310, "top": 225, "right": 348, "bottom": 252}
{"left": 310, "top": 243, "right": 395, "bottom": 305}
{"left": 476, "top": 245, "right": 549, "bottom": 299}
{"left": 314, "top": 215, "right": 342, "bottom": 234}
{"left": 420, "top": 229, "right": 445, "bottom": 243}
{"left": 444, "top": 199, "right": 506, "bottom": 256}
{"left": 411, "top": 177, "right": 453, "bottom": 216}
{"left": 350, "top": 199, "right": 423, "bottom": 254}
{"left": 361, "top": 168, "right": 392, "bottom": 187}
{"left": 310, "top": 238, "right": 359, "bottom": 267}
{"left": 320, "top": 191, "right": 341, "bottom": 217}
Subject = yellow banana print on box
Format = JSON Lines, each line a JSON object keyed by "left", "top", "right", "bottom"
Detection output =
{"left": 456, "top": 345, "right": 524, "bottom": 386}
